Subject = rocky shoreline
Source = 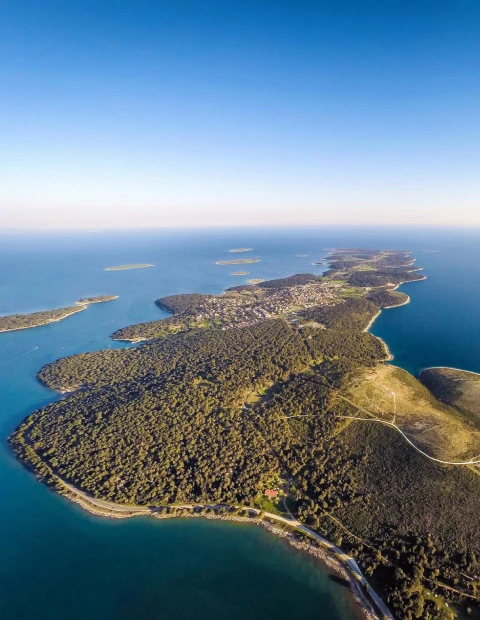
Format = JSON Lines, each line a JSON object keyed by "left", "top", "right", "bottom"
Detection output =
{"left": 64, "top": 489, "right": 378, "bottom": 619}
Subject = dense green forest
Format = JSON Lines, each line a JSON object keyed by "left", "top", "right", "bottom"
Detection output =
{"left": 366, "top": 288, "right": 409, "bottom": 308}
{"left": 156, "top": 293, "right": 214, "bottom": 314}
{"left": 0, "top": 305, "right": 84, "bottom": 332}
{"left": 16, "top": 320, "right": 310, "bottom": 504}
{"left": 345, "top": 269, "right": 423, "bottom": 288}
{"left": 1, "top": 295, "right": 118, "bottom": 333}
{"left": 10, "top": 249, "right": 480, "bottom": 619}
{"left": 258, "top": 273, "right": 320, "bottom": 289}
{"left": 299, "top": 297, "right": 379, "bottom": 330}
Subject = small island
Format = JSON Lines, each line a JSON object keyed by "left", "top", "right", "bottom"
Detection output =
{"left": 76, "top": 295, "right": 119, "bottom": 305}
{"left": 295, "top": 254, "right": 308, "bottom": 257}
{"left": 0, "top": 306, "right": 85, "bottom": 333}
{"left": 216, "top": 258, "right": 260, "bottom": 265}
{"left": 105, "top": 264, "right": 154, "bottom": 271}
{"left": 0, "top": 295, "right": 119, "bottom": 333}
{"left": 232, "top": 271, "right": 249, "bottom": 276}
{"left": 229, "top": 248, "right": 253, "bottom": 253}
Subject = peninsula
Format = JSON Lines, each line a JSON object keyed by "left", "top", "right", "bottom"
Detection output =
{"left": 104, "top": 264, "right": 154, "bottom": 271}
{"left": 10, "top": 249, "right": 480, "bottom": 620}
{"left": 0, "top": 295, "right": 118, "bottom": 333}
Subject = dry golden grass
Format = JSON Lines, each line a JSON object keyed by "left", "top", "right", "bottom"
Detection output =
{"left": 344, "top": 364, "right": 480, "bottom": 462}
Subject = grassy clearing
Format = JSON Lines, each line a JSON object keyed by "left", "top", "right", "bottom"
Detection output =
{"left": 344, "top": 364, "right": 480, "bottom": 462}
{"left": 254, "top": 495, "right": 285, "bottom": 515}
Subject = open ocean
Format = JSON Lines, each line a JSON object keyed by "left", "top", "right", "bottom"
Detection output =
{"left": 1, "top": 227, "right": 479, "bottom": 619}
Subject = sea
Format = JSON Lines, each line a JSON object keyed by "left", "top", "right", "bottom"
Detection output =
{"left": 1, "top": 226, "right": 479, "bottom": 620}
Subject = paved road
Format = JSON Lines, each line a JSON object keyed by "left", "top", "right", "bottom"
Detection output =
{"left": 61, "top": 480, "right": 393, "bottom": 619}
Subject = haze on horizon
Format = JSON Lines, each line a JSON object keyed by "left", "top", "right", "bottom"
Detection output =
{"left": 1, "top": 0, "right": 479, "bottom": 230}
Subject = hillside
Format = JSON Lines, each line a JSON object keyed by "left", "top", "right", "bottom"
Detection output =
{"left": 420, "top": 367, "right": 480, "bottom": 430}
{"left": 343, "top": 364, "right": 480, "bottom": 463}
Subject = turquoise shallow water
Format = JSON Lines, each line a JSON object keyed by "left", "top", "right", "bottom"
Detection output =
{"left": 0, "top": 227, "right": 479, "bottom": 619}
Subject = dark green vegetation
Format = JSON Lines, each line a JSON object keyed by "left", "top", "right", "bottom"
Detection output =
{"left": 112, "top": 273, "right": 338, "bottom": 341}
{"left": 345, "top": 269, "right": 421, "bottom": 288}
{"left": 76, "top": 295, "right": 118, "bottom": 304}
{"left": 324, "top": 249, "right": 424, "bottom": 289}
{"left": 10, "top": 249, "right": 480, "bottom": 619}
{"left": 0, "top": 305, "right": 84, "bottom": 332}
{"left": 21, "top": 320, "right": 308, "bottom": 504}
{"left": 156, "top": 293, "right": 213, "bottom": 314}
{"left": 303, "top": 328, "right": 386, "bottom": 365}
{"left": 259, "top": 273, "right": 319, "bottom": 289}
{"left": 0, "top": 295, "right": 119, "bottom": 333}
{"left": 366, "top": 288, "right": 409, "bottom": 308}
{"left": 299, "top": 297, "right": 378, "bottom": 330}
{"left": 420, "top": 367, "right": 480, "bottom": 430}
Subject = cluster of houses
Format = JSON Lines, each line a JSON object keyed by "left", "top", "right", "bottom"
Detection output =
{"left": 186, "top": 281, "right": 342, "bottom": 330}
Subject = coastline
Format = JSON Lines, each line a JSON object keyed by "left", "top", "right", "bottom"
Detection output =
{"left": 392, "top": 275, "right": 426, "bottom": 291}
{"left": 0, "top": 295, "right": 118, "bottom": 334}
{"left": 363, "top": 310, "right": 394, "bottom": 361}
{"left": 0, "top": 306, "right": 86, "bottom": 334}
{"left": 362, "top": 276, "right": 428, "bottom": 359}
{"left": 7, "top": 430, "right": 386, "bottom": 620}
{"left": 383, "top": 294, "right": 410, "bottom": 309}
{"left": 363, "top": 310, "right": 381, "bottom": 334}
{"left": 9, "top": 249, "right": 434, "bottom": 620}
{"left": 58, "top": 480, "right": 383, "bottom": 619}
{"left": 419, "top": 366, "right": 480, "bottom": 378}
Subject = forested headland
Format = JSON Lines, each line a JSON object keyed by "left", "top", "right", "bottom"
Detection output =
{"left": 10, "top": 249, "right": 480, "bottom": 619}
{"left": 0, "top": 294, "right": 118, "bottom": 333}
{"left": 0, "top": 306, "right": 85, "bottom": 333}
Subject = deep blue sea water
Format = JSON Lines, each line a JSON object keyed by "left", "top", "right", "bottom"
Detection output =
{"left": 0, "top": 227, "right": 479, "bottom": 619}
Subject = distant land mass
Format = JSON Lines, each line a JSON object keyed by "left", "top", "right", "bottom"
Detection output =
{"left": 0, "top": 295, "right": 118, "bottom": 333}
{"left": 229, "top": 248, "right": 253, "bottom": 253}
{"left": 232, "top": 271, "right": 249, "bottom": 276}
{"left": 104, "top": 264, "right": 154, "bottom": 271}
{"left": 216, "top": 258, "right": 260, "bottom": 265}
{"left": 10, "top": 249, "right": 480, "bottom": 619}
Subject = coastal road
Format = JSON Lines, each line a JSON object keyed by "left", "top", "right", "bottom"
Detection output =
{"left": 60, "top": 480, "right": 393, "bottom": 620}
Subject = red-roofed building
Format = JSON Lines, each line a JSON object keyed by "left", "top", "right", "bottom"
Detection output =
{"left": 264, "top": 489, "right": 278, "bottom": 498}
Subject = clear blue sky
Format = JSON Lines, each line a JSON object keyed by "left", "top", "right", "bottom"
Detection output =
{"left": 1, "top": 0, "right": 479, "bottom": 228}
